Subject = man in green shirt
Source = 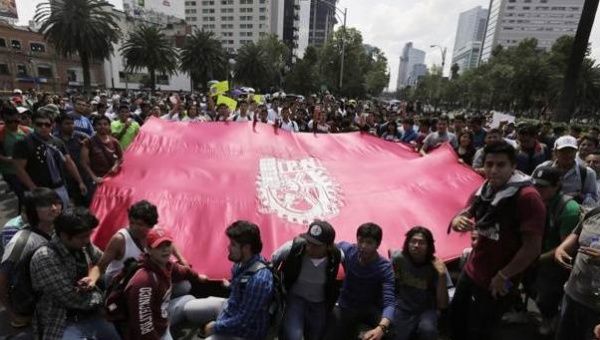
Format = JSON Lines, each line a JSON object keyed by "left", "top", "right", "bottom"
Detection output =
{"left": 531, "top": 165, "right": 581, "bottom": 336}
{"left": 111, "top": 104, "right": 140, "bottom": 150}
{"left": 0, "top": 106, "right": 31, "bottom": 211}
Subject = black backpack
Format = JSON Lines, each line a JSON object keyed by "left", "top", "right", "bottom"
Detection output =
{"left": 239, "top": 260, "right": 286, "bottom": 339}
{"left": 105, "top": 257, "right": 145, "bottom": 322}
{"left": 8, "top": 228, "right": 50, "bottom": 316}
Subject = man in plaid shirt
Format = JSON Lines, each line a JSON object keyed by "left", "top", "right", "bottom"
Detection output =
{"left": 30, "top": 207, "right": 120, "bottom": 340}
{"left": 184, "top": 220, "right": 275, "bottom": 340}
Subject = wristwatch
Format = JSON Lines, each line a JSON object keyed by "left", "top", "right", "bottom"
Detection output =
{"left": 377, "top": 323, "right": 389, "bottom": 334}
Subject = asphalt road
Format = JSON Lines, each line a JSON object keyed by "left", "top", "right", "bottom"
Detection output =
{"left": 0, "top": 180, "right": 543, "bottom": 340}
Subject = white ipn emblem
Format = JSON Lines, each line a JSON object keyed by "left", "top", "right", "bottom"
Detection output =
{"left": 257, "top": 158, "right": 343, "bottom": 224}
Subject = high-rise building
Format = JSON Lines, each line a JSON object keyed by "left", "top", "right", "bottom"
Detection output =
{"left": 0, "top": 0, "right": 18, "bottom": 23}
{"left": 480, "top": 0, "right": 584, "bottom": 62}
{"left": 397, "top": 42, "right": 426, "bottom": 89}
{"left": 184, "top": 0, "right": 285, "bottom": 54}
{"left": 283, "top": 0, "right": 311, "bottom": 60}
{"left": 451, "top": 6, "right": 488, "bottom": 74}
{"left": 122, "top": 0, "right": 185, "bottom": 20}
{"left": 308, "top": 0, "right": 337, "bottom": 47}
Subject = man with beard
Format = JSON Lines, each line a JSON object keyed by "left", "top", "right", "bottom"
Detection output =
{"left": 184, "top": 220, "right": 274, "bottom": 340}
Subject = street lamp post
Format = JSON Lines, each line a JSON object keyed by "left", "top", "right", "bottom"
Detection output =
{"left": 338, "top": 7, "right": 347, "bottom": 91}
{"left": 430, "top": 45, "right": 447, "bottom": 75}
{"left": 305, "top": 0, "right": 347, "bottom": 91}
{"left": 430, "top": 45, "right": 447, "bottom": 112}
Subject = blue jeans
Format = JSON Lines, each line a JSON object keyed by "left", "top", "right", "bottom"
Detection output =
{"left": 61, "top": 316, "right": 120, "bottom": 339}
{"left": 393, "top": 308, "right": 437, "bottom": 340}
{"left": 281, "top": 295, "right": 328, "bottom": 340}
{"left": 556, "top": 294, "right": 600, "bottom": 340}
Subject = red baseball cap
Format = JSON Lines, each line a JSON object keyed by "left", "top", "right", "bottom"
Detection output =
{"left": 146, "top": 228, "right": 173, "bottom": 248}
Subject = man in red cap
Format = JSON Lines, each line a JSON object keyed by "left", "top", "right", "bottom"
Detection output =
{"left": 122, "top": 228, "right": 206, "bottom": 340}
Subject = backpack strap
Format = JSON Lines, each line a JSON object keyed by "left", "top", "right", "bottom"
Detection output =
{"left": 579, "top": 164, "right": 588, "bottom": 191}
{"left": 7, "top": 228, "right": 32, "bottom": 264}
{"left": 551, "top": 195, "right": 574, "bottom": 231}
{"left": 583, "top": 206, "right": 600, "bottom": 221}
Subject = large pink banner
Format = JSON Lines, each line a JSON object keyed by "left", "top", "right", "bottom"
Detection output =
{"left": 91, "top": 118, "right": 483, "bottom": 279}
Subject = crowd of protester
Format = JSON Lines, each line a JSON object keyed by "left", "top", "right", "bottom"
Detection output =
{"left": 1, "top": 87, "right": 600, "bottom": 340}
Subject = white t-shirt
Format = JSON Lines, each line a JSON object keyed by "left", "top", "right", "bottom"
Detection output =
{"left": 229, "top": 112, "right": 252, "bottom": 122}
{"left": 280, "top": 120, "right": 299, "bottom": 132}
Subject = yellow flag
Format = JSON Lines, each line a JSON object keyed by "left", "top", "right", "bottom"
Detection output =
{"left": 210, "top": 80, "right": 229, "bottom": 96}
{"left": 217, "top": 95, "right": 237, "bottom": 111}
{"left": 252, "top": 94, "right": 264, "bottom": 104}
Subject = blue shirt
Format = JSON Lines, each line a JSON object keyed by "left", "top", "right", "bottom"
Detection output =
{"left": 400, "top": 128, "right": 418, "bottom": 143}
{"left": 214, "top": 254, "right": 274, "bottom": 340}
{"left": 337, "top": 242, "right": 396, "bottom": 320}
{"left": 68, "top": 112, "right": 94, "bottom": 136}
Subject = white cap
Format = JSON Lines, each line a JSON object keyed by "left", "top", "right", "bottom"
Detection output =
{"left": 554, "top": 135, "right": 578, "bottom": 150}
{"left": 13, "top": 89, "right": 22, "bottom": 95}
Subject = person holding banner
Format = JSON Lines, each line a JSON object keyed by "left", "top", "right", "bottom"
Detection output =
{"left": 230, "top": 101, "right": 252, "bottom": 122}
{"left": 272, "top": 220, "right": 341, "bottom": 340}
{"left": 325, "top": 223, "right": 395, "bottom": 340}
{"left": 449, "top": 142, "right": 546, "bottom": 340}
{"left": 278, "top": 105, "right": 299, "bottom": 133}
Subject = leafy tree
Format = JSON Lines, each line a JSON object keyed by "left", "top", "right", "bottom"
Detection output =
{"left": 180, "top": 29, "right": 227, "bottom": 91}
{"left": 257, "top": 34, "right": 290, "bottom": 88}
{"left": 285, "top": 46, "right": 320, "bottom": 95}
{"left": 35, "top": 0, "right": 120, "bottom": 94}
{"left": 235, "top": 42, "right": 271, "bottom": 90}
{"left": 120, "top": 25, "right": 179, "bottom": 90}
{"left": 318, "top": 27, "right": 389, "bottom": 97}
{"left": 364, "top": 47, "right": 390, "bottom": 97}
{"left": 451, "top": 63, "right": 460, "bottom": 79}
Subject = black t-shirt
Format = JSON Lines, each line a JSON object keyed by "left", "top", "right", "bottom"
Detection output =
{"left": 392, "top": 252, "right": 438, "bottom": 313}
{"left": 13, "top": 134, "right": 69, "bottom": 188}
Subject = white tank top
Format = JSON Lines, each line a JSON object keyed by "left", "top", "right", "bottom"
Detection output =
{"left": 105, "top": 228, "right": 144, "bottom": 284}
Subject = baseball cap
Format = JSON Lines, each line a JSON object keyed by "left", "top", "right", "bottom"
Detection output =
{"left": 554, "top": 135, "right": 578, "bottom": 150}
{"left": 302, "top": 220, "right": 335, "bottom": 246}
{"left": 532, "top": 166, "right": 562, "bottom": 187}
{"left": 146, "top": 228, "right": 173, "bottom": 248}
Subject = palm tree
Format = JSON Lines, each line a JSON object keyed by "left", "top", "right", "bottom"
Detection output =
{"left": 556, "top": 0, "right": 599, "bottom": 121}
{"left": 35, "top": 0, "right": 120, "bottom": 94}
{"left": 120, "top": 25, "right": 179, "bottom": 90}
{"left": 235, "top": 42, "right": 271, "bottom": 90}
{"left": 180, "top": 29, "right": 227, "bottom": 91}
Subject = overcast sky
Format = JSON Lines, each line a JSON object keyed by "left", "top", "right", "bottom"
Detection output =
{"left": 16, "top": 0, "right": 600, "bottom": 91}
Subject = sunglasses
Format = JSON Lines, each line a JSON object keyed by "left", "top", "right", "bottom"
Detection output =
{"left": 5, "top": 119, "right": 19, "bottom": 123}
{"left": 35, "top": 121, "right": 52, "bottom": 128}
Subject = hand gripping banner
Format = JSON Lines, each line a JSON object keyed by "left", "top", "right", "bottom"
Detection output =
{"left": 91, "top": 118, "right": 483, "bottom": 279}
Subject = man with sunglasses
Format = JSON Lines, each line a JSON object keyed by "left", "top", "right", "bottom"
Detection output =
{"left": 0, "top": 105, "right": 31, "bottom": 211}
{"left": 12, "top": 110, "right": 87, "bottom": 207}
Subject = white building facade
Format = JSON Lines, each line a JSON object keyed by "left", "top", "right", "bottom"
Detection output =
{"left": 184, "top": 0, "right": 285, "bottom": 53}
{"left": 103, "top": 6, "right": 192, "bottom": 91}
{"left": 452, "top": 6, "right": 488, "bottom": 74}
{"left": 480, "top": 0, "right": 584, "bottom": 62}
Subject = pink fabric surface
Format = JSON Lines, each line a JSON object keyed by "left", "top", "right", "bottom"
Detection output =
{"left": 91, "top": 118, "right": 483, "bottom": 279}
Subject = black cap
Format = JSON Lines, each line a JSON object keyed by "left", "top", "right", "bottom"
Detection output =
{"left": 532, "top": 166, "right": 562, "bottom": 187}
{"left": 302, "top": 220, "right": 335, "bottom": 246}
